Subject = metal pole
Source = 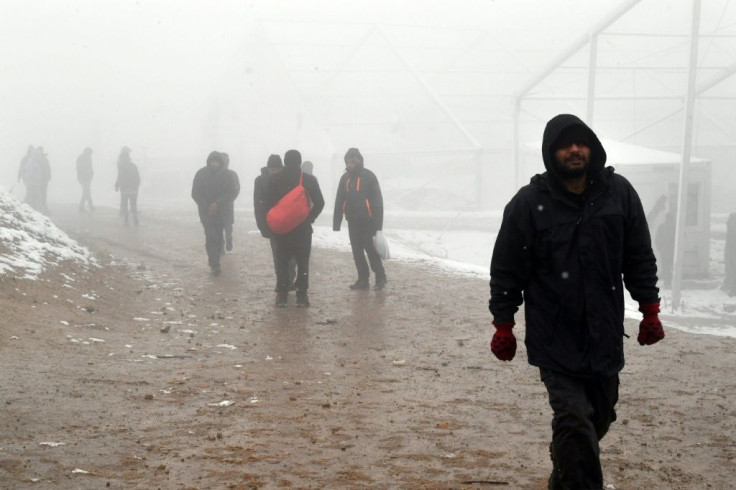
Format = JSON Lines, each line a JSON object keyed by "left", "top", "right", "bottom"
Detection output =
{"left": 671, "top": 0, "right": 701, "bottom": 311}
{"left": 586, "top": 34, "right": 599, "bottom": 125}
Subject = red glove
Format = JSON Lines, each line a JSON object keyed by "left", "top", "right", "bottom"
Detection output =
{"left": 490, "top": 321, "right": 516, "bottom": 361}
{"left": 638, "top": 303, "right": 665, "bottom": 346}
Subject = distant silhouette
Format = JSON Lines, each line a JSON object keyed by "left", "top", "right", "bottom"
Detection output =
{"left": 655, "top": 212, "right": 676, "bottom": 288}
{"left": 17, "top": 146, "right": 45, "bottom": 213}
{"left": 725, "top": 213, "right": 736, "bottom": 297}
{"left": 114, "top": 147, "right": 140, "bottom": 226}
{"left": 221, "top": 152, "right": 240, "bottom": 252}
{"left": 76, "top": 147, "right": 94, "bottom": 212}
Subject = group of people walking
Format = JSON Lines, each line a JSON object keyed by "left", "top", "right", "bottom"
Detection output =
{"left": 17, "top": 145, "right": 141, "bottom": 225}
{"left": 192, "top": 147, "right": 388, "bottom": 308}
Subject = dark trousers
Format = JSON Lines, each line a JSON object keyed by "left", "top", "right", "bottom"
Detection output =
{"left": 273, "top": 228, "right": 311, "bottom": 293}
{"left": 120, "top": 193, "right": 138, "bottom": 224}
{"left": 269, "top": 237, "right": 296, "bottom": 287}
{"left": 201, "top": 216, "right": 225, "bottom": 268}
{"left": 79, "top": 182, "right": 94, "bottom": 211}
{"left": 348, "top": 221, "right": 385, "bottom": 281}
{"left": 541, "top": 368, "right": 619, "bottom": 490}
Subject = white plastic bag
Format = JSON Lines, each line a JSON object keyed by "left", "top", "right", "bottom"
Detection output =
{"left": 373, "top": 230, "right": 390, "bottom": 260}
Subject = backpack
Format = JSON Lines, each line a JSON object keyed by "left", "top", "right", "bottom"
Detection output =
{"left": 267, "top": 172, "right": 311, "bottom": 235}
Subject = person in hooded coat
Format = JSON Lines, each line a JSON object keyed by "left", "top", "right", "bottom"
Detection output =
{"left": 332, "top": 148, "right": 387, "bottom": 290}
{"left": 263, "top": 149, "right": 324, "bottom": 307}
{"left": 115, "top": 147, "right": 141, "bottom": 226}
{"left": 76, "top": 147, "right": 95, "bottom": 212}
{"left": 220, "top": 152, "right": 240, "bottom": 252}
{"left": 488, "top": 114, "right": 664, "bottom": 490}
{"left": 254, "top": 155, "right": 296, "bottom": 290}
{"left": 192, "top": 151, "right": 235, "bottom": 275}
{"left": 18, "top": 146, "right": 43, "bottom": 211}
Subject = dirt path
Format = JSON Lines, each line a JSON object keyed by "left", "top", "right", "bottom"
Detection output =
{"left": 1, "top": 204, "right": 735, "bottom": 489}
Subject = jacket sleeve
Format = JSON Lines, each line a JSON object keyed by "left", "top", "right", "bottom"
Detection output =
{"left": 231, "top": 171, "right": 241, "bottom": 200}
{"left": 191, "top": 170, "right": 205, "bottom": 207}
{"left": 306, "top": 175, "right": 325, "bottom": 223}
{"left": 367, "top": 172, "right": 384, "bottom": 231}
{"left": 253, "top": 177, "right": 268, "bottom": 234}
{"left": 333, "top": 174, "right": 346, "bottom": 231}
{"left": 489, "top": 192, "right": 534, "bottom": 324}
{"left": 620, "top": 179, "right": 660, "bottom": 303}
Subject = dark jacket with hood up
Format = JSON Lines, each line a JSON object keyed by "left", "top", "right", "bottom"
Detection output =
{"left": 489, "top": 114, "right": 659, "bottom": 377}
{"left": 264, "top": 153, "right": 325, "bottom": 234}
{"left": 191, "top": 154, "right": 236, "bottom": 224}
{"left": 332, "top": 149, "right": 384, "bottom": 232}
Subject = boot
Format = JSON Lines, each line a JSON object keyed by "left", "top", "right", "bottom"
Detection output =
{"left": 296, "top": 290, "right": 310, "bottom": 307}
{"left": 275, "top": 292, "right": 288, "bottom": 307}
{"left": 373, "top": 276, "right": 387, "bottom": 290}
{"left": 349, "top": 279, "right": 370, "bottom": 290}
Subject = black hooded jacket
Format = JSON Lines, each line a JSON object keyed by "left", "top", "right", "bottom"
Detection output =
{"left": 191, "top": 164, "right": 236, "bottom": 223}
{"left": 333, "top": 153, "right": 383, "bottom": 231}
{"left": 264, "top": 162, "right": 325, "bottom": 233}
{"left": 489, "top": 114, "right": 659, "bottom": 377}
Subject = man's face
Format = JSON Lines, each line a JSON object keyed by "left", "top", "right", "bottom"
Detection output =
{"left": 346, "top": 158, "right": 359, "bottom": 172}
{"left": 208, "top": 160, "right": 222, "bottom": 170}
{"left": 553, "top": 141, "right": 591, "bottom": 179}
{"left": 268, "top": 167, "right": 282, "bottom": 175}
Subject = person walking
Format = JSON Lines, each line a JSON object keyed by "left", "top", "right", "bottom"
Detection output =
{"left": 263, "top": 149, "right": 324, "bottom": 307}
{"left": 76, "top": 147, "right": 95, "bottom": 212}
{"left": 333, "top": 147, "right": 387, "bottom": 290}
{"left": 488, "top": 114, "right": 664, "bottom": 490}
{"left": 114, "top": 147, "right": 140, "bottom": 226}
{"left": 36, "top": 147, "right": 52, "bottom": 215}
{"left": 17, "top": 146, "right": 43, "bottom": 211}
{"left": 192, "top": 151, "right": 235, "bottom": 276}
{"left": 254, "top": 155, "right": 296, "bottom": 291}
{"left": 221, "top": 152, "right": 240, "bottom": 252}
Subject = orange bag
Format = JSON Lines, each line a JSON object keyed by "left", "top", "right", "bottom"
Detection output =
{"left": 267, "top": 172, "right": 311, "bottom": 235}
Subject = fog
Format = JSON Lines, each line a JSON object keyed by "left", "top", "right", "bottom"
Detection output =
{"left": 2, "top": 0, "right": 736, "bottom": 213}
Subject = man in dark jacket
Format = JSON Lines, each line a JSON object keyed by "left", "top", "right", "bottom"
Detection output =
{"left": 115, "top": 147, "right": 140, "bottom": 226}
{"left": 488, "top": 114, "right": 664, "bottom": 490}
{"left": 76, "top": 147, "right": 94, "bottom": 212}
{"left": 263, "top": 149, "right": 324, "bottom": 307}
{"left": 191, "top": 151, "right": 235, "bottom": 275}
{"left": 333, "top": 148, "right": 387, "bottom": 290}
{"left": 221, "top": 152, "right": 240, "bottom": 252}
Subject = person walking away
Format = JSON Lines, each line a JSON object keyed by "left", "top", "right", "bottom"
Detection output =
{"left": 114, "top": 147, "right": 141, "bottom": 226}
{"left": 36, "top": 147, "right": 52, "bottom": 215}
{"left": 488, "top": 114, "right": 664, "bottom": 490}
{"left": 724, "top": 212, "right": 736, "bottom": 297}
{"left": 333, "top": 147, "right": 387, "bottom": 290}
{"left": 220, "top": 152, "right": 240, "bottom": 252}
{"left": 192, "top": 151, "right": 234, "bottom": 275}
{"left": 254, "top": 155, "right": 296, "bottom": 291}
{"left": 18, "top": 146, "right": 43, "bottom": 211}
{"left": 264, "top": 149, "right": 324, "bottom": 307}
{"left": 76, "top": 147, "right": 95, "bottom": 212}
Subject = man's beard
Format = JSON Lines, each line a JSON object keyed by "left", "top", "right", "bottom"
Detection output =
{"left": 554, "top": 154, "right": 590, "bottom": 179}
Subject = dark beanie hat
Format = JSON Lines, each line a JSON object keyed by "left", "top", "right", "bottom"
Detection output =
{"left": 551, "top": 125, "right": 591, "bottom": 152}
{"left": 344, "top": 147, "right": 363, "bottom": 165}
{"left": 207, "top": 151, "right": 224, "bottom": 165}
{"left": 267, "top": 154, "right": 283, "bottom": 168}
{"left": 284, "top": 149, "right": 302, "bottom": 167}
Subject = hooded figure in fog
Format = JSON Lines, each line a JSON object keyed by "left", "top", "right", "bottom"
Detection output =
{"left": 115, "top": 147, "right": 140, "bottom": 226}
{"left": 220, "top": 152, "right": 240, "bottom": 252}
{"left": 76, "top": 147, "right": 94, "bottom": 212}
{"left": 192, "top": 151, "right": 236, "bottom": 275}
{"left": 333, "top": 148, "right": 386, "bottom": 290}
{"left": 488, "top": 114, "right": 663, "bottom": 489}
{"left": 263, "top": 149, "right": 324, "bottom": 307}
{"left": 17, "top": 146, "right": 43, "bottom": 211}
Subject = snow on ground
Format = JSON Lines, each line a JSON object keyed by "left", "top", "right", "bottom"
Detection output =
{"left": 312, "top": 218, "right": 736, "bottom": 339}
{"left": 0, "top": 187, "right": 96, "bottom": 279}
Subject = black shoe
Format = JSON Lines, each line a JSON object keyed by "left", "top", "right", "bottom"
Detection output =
{"left": 349, "top": 280, "right": 370, "bottom": 290}
{"left": 211, "top": 264, "right": 221, "bottom": 276}
{"left": 296, "top": 290, "right": 310, "bottom": 307}
{"left": 373, "top": 277, "right": 387, "bottom": 290}
{"left": 225, "top": 237, "right": 233, "bottom": 252}
{"left": 275, "top": 292, "right": 288, "bottom": 307}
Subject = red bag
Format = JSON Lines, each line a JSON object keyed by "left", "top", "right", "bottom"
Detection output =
{"left": 267, "top": 172, "right": 311, "bottom": 235}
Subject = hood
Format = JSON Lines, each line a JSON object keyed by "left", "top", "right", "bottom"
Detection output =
{"left": 542, "top": 114, "right": 606, "bottom": 178}
{"left": 344, "top": 147, "right": 364, "bottom": 171}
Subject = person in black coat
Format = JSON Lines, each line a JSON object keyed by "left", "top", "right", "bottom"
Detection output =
{"left": 254, "top": 155, "right": 296, "bottom": 290}
{"left": 191, "top": 151, "right": 235, "bottom": 275}
{"left": 488, "top": 114, "right": 664, "bottom": 489}
{"left": 263, "top": 149, "right": 324, "bottom": 307}
{"left": 220, "top": 152, "right": 240, "bottom": 252}
{"left": 115, "top": 147, "right": 140, "bottom": 226}
{"left": 333, "top": 148, "right": 386, "bottom": 290}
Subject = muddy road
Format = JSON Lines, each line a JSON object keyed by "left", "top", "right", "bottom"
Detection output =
{"left": 1, "top": 204, "right": 735, "bottom": 489}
